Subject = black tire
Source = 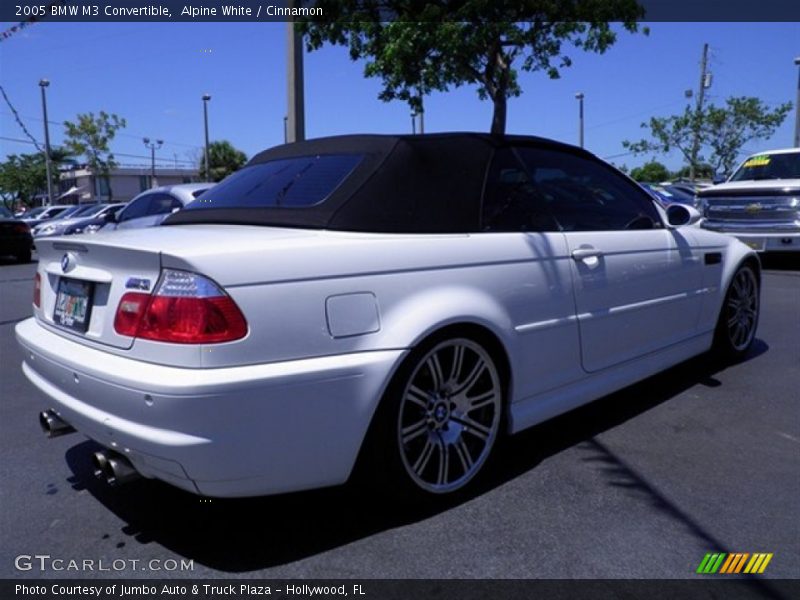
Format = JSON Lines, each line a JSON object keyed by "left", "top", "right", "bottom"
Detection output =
{"left": 713, "top": 263, "right": 760, "bottom": 361}
{"left": 364, "top": 333, "right": 505, "bottom": 502}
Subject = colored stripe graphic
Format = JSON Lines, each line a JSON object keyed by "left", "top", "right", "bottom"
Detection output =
{"left": 697, "top": 553, "right": 727, "bottom": 573}
{"left": 744, "top": 553, "right": 774, "bottom": 574}
{"left": 699, "top": 552, "right": 773, "bottom": 574}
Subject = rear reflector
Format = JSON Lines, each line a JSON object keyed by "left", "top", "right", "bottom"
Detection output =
{"left": 113, "top": 270, "right": 247, "bottom": 344}
{"left": 33, "top": 272, "right": 41, "bottom": 308}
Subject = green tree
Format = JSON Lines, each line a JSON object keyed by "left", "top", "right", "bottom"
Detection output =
{"left": 674, "top": 163, "right": 714, "bottom": 180}
{"left": 201, "top": 140, "right": 247, "bottom": 182}
{"left": 629, "top": 160, "right": 671, "bottom": 182}
{"left": 0, "top": 147, "right": 75, "bottom": 209}
{"left": 705, "top": 97, "right": 792, "bottom": 176}
{"left": 63, "top": 111, "right": 127, "bottom": 200}
{"left": 623, "top": 97, "right": 791, "bottom": 180}
{"left": 299, "top": 1, "right": 645, "bottom": 134}
{"left": 0, "top": 153, "right": 47, "bottom": 209}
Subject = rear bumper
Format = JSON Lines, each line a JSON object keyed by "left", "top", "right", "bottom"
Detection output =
{"left": 15, "top": 317, "right": 404, "bottom": 497}
{"left": 700, "top": 225, "right": 800, "bottom": 252}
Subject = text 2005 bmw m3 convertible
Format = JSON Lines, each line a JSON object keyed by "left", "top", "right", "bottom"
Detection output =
{"left": 16, "top": 133, "right": 760, "bottom": 498}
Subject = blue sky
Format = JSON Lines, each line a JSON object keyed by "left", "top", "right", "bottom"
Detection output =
{"left": 1, "top": 21, "right": 798, "bottom": 172}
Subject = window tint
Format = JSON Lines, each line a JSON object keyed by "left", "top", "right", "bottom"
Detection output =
{"left": 515, "top": 147, "right": 661, "bottom": 231}
{"left": 186, "top": 154, "right": 363, "bottom": 210}
{"left": 146, "top": 194, "right": 182, "bottom": 216}
{"left": 118, "top": 195, "right": 152, "bottom": 221}
{"left": 481, "top": 148, "right": 559, "bottom": 232}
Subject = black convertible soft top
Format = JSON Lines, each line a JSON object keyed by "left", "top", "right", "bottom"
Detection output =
{"left": 165, "top": 132, "right": 593, "bottom": 233}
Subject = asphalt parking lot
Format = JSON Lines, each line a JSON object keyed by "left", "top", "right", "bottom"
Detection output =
{"left": 1, "top": 255, "right": 798, "bottom": 581}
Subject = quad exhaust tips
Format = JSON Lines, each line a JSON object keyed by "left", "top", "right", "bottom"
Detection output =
{"left": 39, "top": 409, "right": 75, "bottom": 438}
{"left": 92, "top": 450, "right": 141, "bottom": 486}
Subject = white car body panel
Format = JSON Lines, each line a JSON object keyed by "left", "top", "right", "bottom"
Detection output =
{"left": 16, "top": 221, "right": 755, "bottom": 497}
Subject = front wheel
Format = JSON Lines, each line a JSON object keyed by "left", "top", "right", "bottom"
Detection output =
{"left": 374, "top": 336, "right": 504, "bottom": 499}
{"left": 714, "top": 264, "right": 760, "bottom": 361}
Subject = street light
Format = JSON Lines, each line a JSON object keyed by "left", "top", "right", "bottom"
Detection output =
{"left": 39, "top": 79, "right": 54, "bottom": 206}
{"left": 202, "top": 94, "right": 211, "bottom": 182}
{"left": 142, "top": 137, "right": 163, "bottom": 187}
{"left": 575, "top": 92, "right": 585, "bottom": 149}
{"left": 794, "top": 57, "right": 800, "bottom": 148}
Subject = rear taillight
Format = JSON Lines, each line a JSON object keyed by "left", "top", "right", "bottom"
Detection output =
{"left": 13, "top": 223, "right": 30, "bottom": 234}
{"left": 113, "top": 270, "right": 247, "bottom": 344}
{"left": 33, "top": 273, "right": 41, "bottom": 308}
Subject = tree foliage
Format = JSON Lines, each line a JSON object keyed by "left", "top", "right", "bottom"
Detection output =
{"left": 63, "top": 111, "right": 127, "bottom": 199}
{"left": 0, "top": 148, "right": 75, "bottom": 209}
{"left": 629, "top": 160, "right": 671, "bottom": 182}
{"left": 201, "top": 140, "right": 248, "bottom": 182}
{"left": 299, "top": 1, "right": 646, "bottom": 134}
{"left": 623, "top": 97, "right": 791, "bottom": 178}
{"left": 0, "top": 153, "right": 46, "bottom": 209}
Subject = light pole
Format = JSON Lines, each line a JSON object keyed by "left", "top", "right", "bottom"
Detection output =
{"left": 142, "top": 137, "right": 163, "bottom": 187}
{"left": 411, "top": 109, "right": 416, "bottom": 134}
{"left": 575, "top": 92, "right": 585, "bottom": 148}
{"left": 794, "top": 57, "right": 800, "bottom": 148}
{"left": 39, "top": 79, "right": 54, "bottom": 206}
{"left": 202, "top": 94, "right": 211, "bottom": 181}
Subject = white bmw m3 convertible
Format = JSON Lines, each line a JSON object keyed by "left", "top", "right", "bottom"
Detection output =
{"left": 16, "top": 133, "right": 760, "bottom": 499}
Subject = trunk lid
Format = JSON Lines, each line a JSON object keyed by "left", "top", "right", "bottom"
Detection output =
{"left": 33, "top": 226, "right": 315, "bottom": 350}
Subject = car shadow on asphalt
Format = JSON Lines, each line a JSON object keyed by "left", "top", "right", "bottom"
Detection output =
{"left": 63, "top": 342, "right": 769, "bottom": 574}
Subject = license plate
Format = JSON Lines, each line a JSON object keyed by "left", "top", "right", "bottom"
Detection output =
{"left": 53, "top": 278, "right": 94, "bottom": 333}
{"left": 739, "top": 238, "right": 765, "bottom": 251}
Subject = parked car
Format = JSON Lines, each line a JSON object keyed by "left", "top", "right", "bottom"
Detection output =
{"left": 0, "top": 206, "right": 34, "bottom": 262}
{"left": 18, "top": 133, "right": 760, "bottom": 500}
{"left": 105, "top": 184, "right": 214, "bottom": 231}
{"left": 699, "top": 148, "right": 800, "bottom": 252}
{"left": 60, "top": 203, "right": 128, "bottom": 236}
{"left": 33, "top": 203, "right": 118, "bottom": 238}
{"left": 20, "top": 204, "right": 71, "bottom": 226}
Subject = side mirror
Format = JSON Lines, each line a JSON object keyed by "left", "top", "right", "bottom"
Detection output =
{"left": 666, "top": 204, "right": 702, "bottom": 227}
{"left": 105, "top": 210, "right": 119, "bottom": 223}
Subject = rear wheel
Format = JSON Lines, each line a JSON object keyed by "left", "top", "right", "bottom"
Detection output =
{"left": 373, "top": 336, "right": 504, "bottom": 499}
{"left": 714, "top": 264, "right": 759, "bottom": 361}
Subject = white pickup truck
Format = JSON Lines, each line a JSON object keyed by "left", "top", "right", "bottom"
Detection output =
{"left": 699, "top": 148, "right": 800, "bottom": 253}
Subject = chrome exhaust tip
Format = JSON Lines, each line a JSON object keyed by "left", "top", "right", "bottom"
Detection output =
{"left": 92, "top": 450, "right": 141, "bottom": 486}
{"left": 39, "top": 409, "right": 75, "bottom": 438}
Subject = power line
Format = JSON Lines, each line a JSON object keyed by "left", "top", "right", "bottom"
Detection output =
{"left": 0, "top": 111, "right": 204, "bottom": 150}
{"left": 1, "top": 135, "right": 196, "bottom": 165}
{"left": 0, "top": 85, "right": 44, "bottom": 153}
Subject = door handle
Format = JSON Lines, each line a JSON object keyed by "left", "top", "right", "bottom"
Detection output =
{"left": 571, "top": 248, "right": 603, "bottom": 261}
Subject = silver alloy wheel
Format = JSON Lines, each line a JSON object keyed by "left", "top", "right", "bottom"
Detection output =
{"left": 725, "top": 267, "right": 758, "bottom": 352}
{"left": 397, "top": 338, "right": 502, "bottom": 494}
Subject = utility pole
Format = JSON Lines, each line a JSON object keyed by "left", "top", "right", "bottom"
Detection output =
{"left": 286, "top": 19, "right": 305, "bottom": 143}
{"left": 202, "top": 94, "right": 211, "bottom": 182}
{"left": 39, "top": 79, "right": 54, "bottom": 206}
{"left": 143, "top": 138, "right": 163, "bottom": 187}
{"left": 793, "top": 56, "right": 800, "bottom": 148}
{"left": 689, "top": 43, "right": 710, "bottom": 182}
{"left": 575, "top": 92, "right": 585, "bottom": 148}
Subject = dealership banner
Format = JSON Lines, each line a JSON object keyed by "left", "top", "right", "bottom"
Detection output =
{"left": 1, "top": 0, "right": 799, "bottom": 23}
{"left": 3, "top": 579, "right": 800, "bottom": 600}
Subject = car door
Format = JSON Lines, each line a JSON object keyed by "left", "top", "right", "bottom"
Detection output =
{"left": 480, "top": 147, "right": 583, "bottom": 397}
{"left": 514, "top": 146, "right": 705, "bottom": 373}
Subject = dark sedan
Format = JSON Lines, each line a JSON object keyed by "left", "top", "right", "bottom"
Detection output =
{"left": 0, "top": 207, "right": 33, "bottom": 263}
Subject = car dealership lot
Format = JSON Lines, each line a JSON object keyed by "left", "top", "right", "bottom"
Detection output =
{"left": 1, "top": 256, "right": 798, "bottom": 579}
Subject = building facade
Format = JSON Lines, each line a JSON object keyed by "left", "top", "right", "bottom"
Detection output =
{"left": 58, "top": 166, "right": 201, "bottom": 204}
